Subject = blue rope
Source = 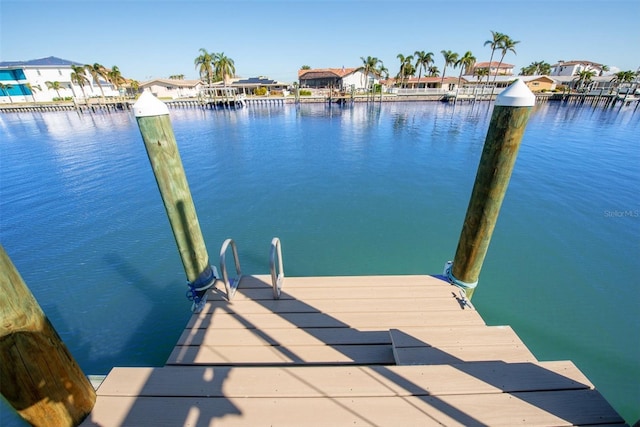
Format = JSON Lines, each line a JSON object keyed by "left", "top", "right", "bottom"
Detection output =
{"left": 186, "top": 266, "right": 217, "bottom": 313}
{"left": 443, "top": 261, "right": 477, "bottom": 309}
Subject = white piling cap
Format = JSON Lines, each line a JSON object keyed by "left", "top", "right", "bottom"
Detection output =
{"left": 495, "top": 79, "right": 535, "bottom": 107}
{"left": 133, "top": 90, "right": 170, "bottom": 117}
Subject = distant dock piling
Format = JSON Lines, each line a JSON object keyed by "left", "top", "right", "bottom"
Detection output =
{"left": 133, "top": 92, "right": 215, "bottom": 311}
{"left": 0, "top": 245, "right": 96, "bottom": 426}
{"left": 446, "top": 79, "right": 535, "bottom": 301}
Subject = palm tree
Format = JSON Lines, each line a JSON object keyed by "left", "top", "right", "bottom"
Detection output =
{"left": 45, "top": 81, "right": 64, "bottom": 100}
{"left": 85, "top": 63, "right": 109, "bottom": 97}
{"left": 520, "top": 61, "right": 551, "bottom": 76}
{"left": 574, "top": 70, "right": 596, "bottom": 91}
{"left": 599, "top": 64, "right": 610, "bottom": 76}
{"left": 492, "top": 35, "right": 519, "bottom": 84}
{"left": 414, "top": 50, "right": 434, "bottom": 88}
{"left": 484, "top": 30, "right": 505, "bottom": 84}
{"left": 456, "top": 51, "right": 476, "bottom": 87}
{"left": 126, "top": 79, "right": 140, "bottom": 98}
{"left": 474, "top": 67, "right": 489, "bottom": 81}
{"left": 357, "top": 56, "right": 380, "bottom": 93}
{"left": 25, "top": 82, "right": 40, "bottom": 102}
{"left": 213, "top": 52, "right": 235, "bottom": 84}
{"left": 396, "top": 54, "right": 414, "bottom": 88}
{"left": 440, "top": 50, "right": 459, "bottom": 86}
{"left": 610, "top": 70, "right": 635, "bottom": 94}
{"left": 70, "top": 65, "right": 90, "bottom": 99}
{"left": 376, "top": 62, "right": 389, "bottom": 80}
{"left": 108, "top": 65, "right": 126, "bottom": 94}
{"left": 194, "top": 48, "right": 215, "bottom": 85}
{"left": 301, "top": 65, "right": 311, "bottom": 70}
{"left": 169, "top": 74, "right": 185, "bottom": 80}
{"left": 0, "top": 82, "right": 14, "bottom": 103}
{"left": 428, "top": 66, "right": 439, "bottom": 77}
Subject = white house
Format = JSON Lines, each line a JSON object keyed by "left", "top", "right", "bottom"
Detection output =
{"left": 0, "top": 56, "right": 119, "bottom": 103}
{"left": 207, "top": 77, "right": 290, "bottom": 95}
{"left": 139, "top": 78, "right": 204, "bottom": 99}
{"left": 298, "top": 67, "right": 378, "bottom": 91}
{"left": 550, "top": 60, "right": 606, "bottom": 76}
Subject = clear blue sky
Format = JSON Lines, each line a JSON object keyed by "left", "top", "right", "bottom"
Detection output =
{"left": 2, "top": 0, "right": 639, "bottom": 83}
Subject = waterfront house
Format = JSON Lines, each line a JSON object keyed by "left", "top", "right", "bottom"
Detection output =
{"left": 208, "top": 76, "right": 290, "bottom": 95}
{"left": 461, "top": 75, "right": 556, "bottom": 92}
{"left": 0, "top": 56, "right": 118, "bottom": 103}
{"left": 381, "top": 76, "right": 462, "bottom": 92}
{"left": 298, "top": 67, "right": 378, "bottom": 91}
{"left": 139, "top": 78, "right": 203, "bottom": 99}
{"left": 472, "top": 61, "right": 515, "bottom": 76}
{"left": 550, "top": 60, "right": 606, "bottom": 76}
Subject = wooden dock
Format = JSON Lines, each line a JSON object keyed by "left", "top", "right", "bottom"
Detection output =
{"left": 81, "top": 275, "right": 625, "bottom": 426}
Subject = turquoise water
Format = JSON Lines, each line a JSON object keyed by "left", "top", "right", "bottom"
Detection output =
{"left": 1, "top": 101, "right": 638, "bottom": 424}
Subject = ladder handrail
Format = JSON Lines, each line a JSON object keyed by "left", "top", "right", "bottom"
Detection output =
{"left": 220, "top": 238, "right": 242, "bottom": 300}
{"left": 270, "top": 237, "right": 284, "bottom": 299}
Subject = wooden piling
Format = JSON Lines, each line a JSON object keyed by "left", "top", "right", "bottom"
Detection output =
{"left": 133, "top": 92, "right": 215, "bottom": 309}
{"left": 0, "top": 245, "right": 96, "bottom": 426}
{"left": 448, "top": 79, "right": 535, "bottom": 300}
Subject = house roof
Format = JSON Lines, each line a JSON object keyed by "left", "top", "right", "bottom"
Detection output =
{"left": 380, "top": 76, "right": 460, "bottom": 85}
{"left": 551, "top": 60, "right": 603, "bottom": 68}
{"left": 463, "top": 75, "right": 554, "bottom": 83}
{"left": 140, "top": 78, "right": 203, "bottom": 88}
{"left": 474, "top": 62, "right": 514, "bottom": 68}
{"left": 210, "top": 77, "right": 288, "bottom": 87}
{"left": 298, "top": 68, "right": 358, "bottom": 79}
{"left": 0, "top": 56, "right": 82, "bottom": 68}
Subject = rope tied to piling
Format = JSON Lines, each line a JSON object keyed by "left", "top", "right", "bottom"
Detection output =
{"left": 443, "top": 261, "right": 476, "bottom": 310}
{"left": 186, "top": 266, "right": 218, "bottom": 313}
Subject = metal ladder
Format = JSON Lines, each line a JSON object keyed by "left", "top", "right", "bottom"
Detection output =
{"left": 219, "top": 237, "right": 284, "bottom": 300}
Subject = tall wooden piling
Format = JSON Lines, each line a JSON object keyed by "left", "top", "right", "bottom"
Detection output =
{"left": 133, "top": 92, "right": 215, "bottom": 310}
{"left": 0, "top": 245, "right": 96, "bottom": 426}
{"left": 448, "top": 79, "right": 535, "bottom": 300}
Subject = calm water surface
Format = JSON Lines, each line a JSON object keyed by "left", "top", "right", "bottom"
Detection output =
{"left": 1, "top": 101, "right": 638, "bottom": 424}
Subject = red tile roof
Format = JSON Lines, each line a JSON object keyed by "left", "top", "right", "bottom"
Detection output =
{"left": 298, "top": 67, "right": 358, "bottom": 78}
{"left": 474, "top": 62, "right": 514, "bottom": 68}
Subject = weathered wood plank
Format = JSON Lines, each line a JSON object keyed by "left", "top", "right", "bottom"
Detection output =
{"left": 200, "top": 296, "right": 463, "bottom": 315}
{"left": 177, "top": 326, "right": 391, "bottom": 346}
{"left": 186, "top": 310, "right": 485, "bottom": 330}
{"left": 208, "top": 284, "right": 460, "bottom": 302}
{"left": 393, "top": 344, "right": 537, "bottom": 365}
{"left": 81, "top": 395, "right": 444, "bottom": 427}
{"left": 167, "top": 343, "right": 395, "bottom": 365}
{"left": 206, "top": 275, "right": 458, "bottom": 302}
{"left": 389, "top": 326, "right": 522, "bottom": 348}
{"left": 97, "top": 361, "right": 593, "bottom": 398}
{"left": 390, "top": 326, "right": 537, "bottom": 364}
{"left": 237, "top": 274, "right": 449, "bottom": 289}
{"left": 81, "top": 390, "right": 623, "bottom": 427}
{"left": 408, "top": 389, "right": 625, "bottom": 426}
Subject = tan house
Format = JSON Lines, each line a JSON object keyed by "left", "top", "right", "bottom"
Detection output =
{"left": 473, "top": 61, "right": 514, "bottom": 76}
{"left": 522, "top": 76, "right": 556, "bottom": 92}
{"left": 139, "top": 78, "right": 203, "bottom": 99}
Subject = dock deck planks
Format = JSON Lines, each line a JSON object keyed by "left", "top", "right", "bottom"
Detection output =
{"left": 82, "top": 275, "right": 625, "bottom": 426}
